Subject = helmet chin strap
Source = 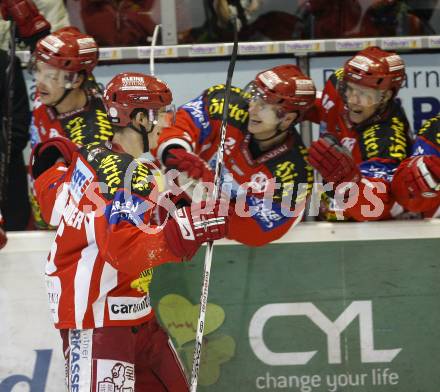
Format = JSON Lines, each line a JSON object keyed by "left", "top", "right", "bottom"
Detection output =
{"left": 251, "top": 121, "right": 291, "bottom": 143}
{"left": 48, "top": 87, "right": 73, "bottom": 111}
{"left": 128, "top": 123, "right": 152, "bottom": 153}
{"left": 47, "top": 74, "right": 84, "bottom": 111}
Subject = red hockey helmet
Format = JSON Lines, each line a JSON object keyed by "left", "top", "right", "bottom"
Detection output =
{"left": 34, "top": 27, "right": 98, "bottom": 74}
{"left": 343, "top": 46, "right": 405, "bottom": 92}
{"left": 249, "top": 64, "right": 316, "bottom": 112}
{"left": 103, "top": 72, "right": 173, "bottom": 126}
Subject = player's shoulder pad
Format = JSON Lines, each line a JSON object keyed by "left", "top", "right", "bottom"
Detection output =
{"left": 265, "top": 130, "right": 314, "bottom": 203}
{"left": 204, "top": 84, "right": 249, "bottom": 129}
{"left": 62, "top": 96, "right": 113, "bottom": 145}
{"left": 78, "top": 142, "right": 155, "bottom": 200}
{"left": 359, "top": 104, "right": 411, "bottom": 163}
{"left": 417, "top": 114, "right": 440, "bottom": 147}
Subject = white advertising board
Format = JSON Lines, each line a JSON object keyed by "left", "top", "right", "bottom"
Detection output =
{"left": 0, "top": 236, "right": 63, "bottom": 392}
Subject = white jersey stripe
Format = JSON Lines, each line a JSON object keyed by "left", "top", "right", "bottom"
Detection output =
{"left": 50, "top": 176, "right": 69, "bottom": 227}
{"left": 74, "top": 212, "right": 99, "bottom": 329}
{"left": 92, "top": 262, "right": 118, "bottom": 328}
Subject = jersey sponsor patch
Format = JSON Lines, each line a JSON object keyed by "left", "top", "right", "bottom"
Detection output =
{"left": 359, "top": 160, "right": 397, "bottom": 182}
{"left": 68, "top": 329, "right": 93, "bottom": 392}
{"left": 412, "top": 137, "right": 440, "bottom": 157}
{"left": 61, "top": 100, "right": 113, "bottom": 145}
{"left": 182, "top": 95, "right": 212, "bottom": 145}
{"left": 45, "top": 275, "right": 61, "bottom": 324}
{"left": 81, "top": 143, "right": 154, "bottom": 198}
{"left": 96, "top": 359, "right": 135, "bottom": 392}
{"left": 205, "top": 85, "right": 249, "bottom": 132}
{"left": 107, "top": 296, "right": 152, "bottom": 321}
{"left": 70, "top": 159, "right": 94, "bottom": 203}
{"left": 359, "top": 114, "right": 410, "bottom": 162}
{"left": 105, "top": 192, "right": 151, "bottom": 227}
{"left": 247, "top": 195, "right": 289, "bottom": 231}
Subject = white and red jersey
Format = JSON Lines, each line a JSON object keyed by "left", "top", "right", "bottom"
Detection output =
{"left": 154, "top": 84, "right": 314, "bottom": 246}
{"left": 34, "top": 141, "right": 181, "bottom": 329}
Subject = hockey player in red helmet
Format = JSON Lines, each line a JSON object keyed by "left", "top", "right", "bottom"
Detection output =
{"left": 29, "top": 26, "right": 113, "bottom": 228}
{"left": 103, "top": 72, "right": 175, "bottom": 154}
{"left": 307, "top": 46, "right": 412, "bottom": 221}
{"left": 29, "top": 71, "right": 229, "bottom": 391}
{"left": 31, "top": 26, "right": 99, "bottom": 115}
{"left": 154, "top": 64, "right": 316, "bottom": 246}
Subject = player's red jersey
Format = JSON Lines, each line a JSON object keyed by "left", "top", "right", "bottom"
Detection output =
{"left": 154, "top": 85, "right": 314, "bottom": 246}
{"left": 309, "top": 68, "right": 412, "bottom": 220}
{"left": 397, "top": 115, "right": 440, "bottom": 217}
{"left": 34, "top": 141, "right": 181, "bottom": 329}
{"left": 30, "top": 88, "right": 114, "bottom": 148}
{"left": 29, "top": 88, "right": 115, "bottom": 228}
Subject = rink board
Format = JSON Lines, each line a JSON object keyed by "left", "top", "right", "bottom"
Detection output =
{"left": 0, "top": 221, "right": 439, "bottom": 391}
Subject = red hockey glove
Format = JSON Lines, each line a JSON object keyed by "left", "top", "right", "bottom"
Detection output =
{"left": 0, "top": 0, "right": 50, "bottom": 45}
{"left": 0, "top": 209, "right": 6, "bottom": 250}
{"left": 164, "top": 148, "right": 215, "bottom": 184}
{"left": 308, "top": 135, "right": 361, "bottom": 185}
{"left": 392, "top": 155, "right": 440, "bottom": 212}
{"left": 30, "top": 137, "right": 78, "bottom": 180}
{"left": 164, "top": 200, "right": 229, "bottom": 260}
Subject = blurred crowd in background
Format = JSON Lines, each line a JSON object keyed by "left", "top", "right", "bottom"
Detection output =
{"left": 1, "top": 0, "right": 440, "bottom": 49}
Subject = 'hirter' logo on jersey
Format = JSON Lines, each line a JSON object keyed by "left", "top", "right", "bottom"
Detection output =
{"left": 70, "top": 159, "right": 94, "bottom": 203}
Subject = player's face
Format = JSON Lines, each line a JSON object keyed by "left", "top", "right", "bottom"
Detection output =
{"left": 34, "top": 62, "right": 74, "bottom": 106}
{"left": 247, "top": 98, "right": 281, "bottom": 137}
{"left": 147, "top": 109, "right": 174, "bottom": 150}
{"left": 344, "top": 82, "right": 384, "bottom": 124}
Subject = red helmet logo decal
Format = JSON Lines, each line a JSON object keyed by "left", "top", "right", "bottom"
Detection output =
{"left": 258, "top": 70, "right": 283, "bottom": 90}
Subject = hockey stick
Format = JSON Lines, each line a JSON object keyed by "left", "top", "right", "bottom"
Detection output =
{"left": 190, "top": 16, "right": 238, "bottom": 392}
{"left": 0, "top": 21, "right": 16, "bottom": 214}
{"left": 150, "top": 24, "right": 161, "bottom": 76}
